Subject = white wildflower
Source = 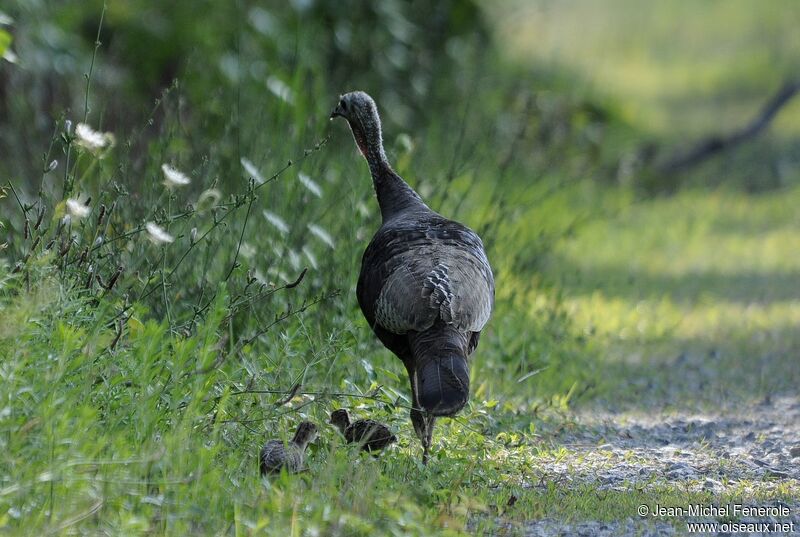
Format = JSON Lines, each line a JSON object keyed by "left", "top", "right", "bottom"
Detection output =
{"left": 269, "top": 240, "right": 285, "bottom": 258}
{"left": 263, "top": 210, "right": 289, "bottom": 234}
{"left": 3, "top": 49, "right": 18, "bottom": 64}
{"left": 297, "top": 173, "right": 322, "bottom": 197}
{"left": 252, "top": 269, "right": 269, "bottom": 285}
{"left": 287, "top": 248, "right": 301, "bottom": 270}
{"left": 161, "top": 164, "right": 191, "bottom": 188}
{"left": 145, "top": 222, "right": 174, "bottom": 244}
{"left": 396, "top": 133, "right": 414, "bottom": 153}
{"left": 266, "top": 76, "right": 294, "bottom": 104}
{"left": 240, "top": 157, "right": 265, "bottom": 184}
{"left": 46, "top": 160, "right": 58, "bottom": 173}
{"left": 248, "top": 7, "right": 275, "bottom": 36}
{"left": 74, "top": 123, "right": 113, "bottom": 153}
{"left": 308, "top": 223, "right": 335, "bottom": 249}
{"left": 239, "top": 242, "right": 256, "bottom": 259}
{"left": 302, "top": 245, "right": 318, "bottom": 269}
{"left": 65, "top": 198, "right": 90, "bottom": 219}
{"left": 356, "top": 201, "right": 371, "bottom": 217}
{"left": 267, "top": 265, "right": 290, "bottom": 284}
{"left": 196, "top": 189, "right": 222, "bottom": 212}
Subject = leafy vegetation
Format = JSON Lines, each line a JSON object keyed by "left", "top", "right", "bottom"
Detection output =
{"left": 488, "top": 0, "right": 800, "bottom": 192}
{"left": 1, "top": 1, "right": 798, "bottom": 535}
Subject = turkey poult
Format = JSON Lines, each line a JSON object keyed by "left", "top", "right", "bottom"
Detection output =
{"left": 329, "top": 409, "right": 397, "bottom": 453}
{"left": 259, "top": 421, "right": 318, "bottom": 475}
{"left": 331, "top": 91, "right": 495, "bottom": 463}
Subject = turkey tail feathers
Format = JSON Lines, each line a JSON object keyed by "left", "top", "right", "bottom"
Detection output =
{"left": 408, "top": 321, "right": 471, "bottom": 417}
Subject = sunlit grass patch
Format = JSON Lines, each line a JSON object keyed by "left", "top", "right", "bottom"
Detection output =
{"left": 546, "top": 186, "right": 800, "bottom": 404}
{"left": 487, "top": 0, "right": 800, "bottom": 138}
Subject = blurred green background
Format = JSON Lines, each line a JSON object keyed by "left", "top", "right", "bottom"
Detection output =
{"left": 1, "top": 1, "right": 798, "bottom": 535}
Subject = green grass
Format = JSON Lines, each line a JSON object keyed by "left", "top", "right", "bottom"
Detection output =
{"left": 3, "top": 180, "right": 799, "bottom": 535}
{"left": 486, "top": 0, "right": 800, "bottom": 192}
{"left": 0, "top": 30, "right": 592, "bottom": 532}
{"left": 549, "top": 185, "right": 800, "bottom": 407}
{"left": 487, "top": 0, "right": 800, "bottom": 139}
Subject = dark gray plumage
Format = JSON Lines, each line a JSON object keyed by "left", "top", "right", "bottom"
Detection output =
{"left": 329, "top": 409, "right": 397, "bottom": 453}
{"left": 259, "top": 421, "right": 318, "bottom": 475}
{"left": 331, "top": 91, "right": 495, "bottom": 463}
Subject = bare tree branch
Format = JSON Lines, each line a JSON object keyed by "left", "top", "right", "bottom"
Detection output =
{"left": 657, "top": 79, "right": 800, "bottom": 174}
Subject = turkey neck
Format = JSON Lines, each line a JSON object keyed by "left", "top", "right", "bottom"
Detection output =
{"left": 291, "top": 436, "right": 312, "bottom": 450}
{"left": 349, "top": 116, "right": 426, "bottom": 221}
{"left": 371, "top": 162, "right": 426, "bottom": 222}
{"left": 291, "top": 430, "right": 313, "bottom": 449}
{"left": 332, "top": 419, "right": 349, "bottom": 434}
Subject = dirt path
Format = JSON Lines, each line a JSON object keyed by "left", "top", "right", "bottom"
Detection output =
{"left": 561, "top": 396, "right": 800, "bottom": 491}
{"left": 505, "top": 189, "right": 800, "bottom": 536}
{"left": 516, "top": 396, "right": 800, "bottom": 535}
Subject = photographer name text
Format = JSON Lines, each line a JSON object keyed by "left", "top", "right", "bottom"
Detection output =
{"left": 639, "top": 503, "right": 790, "bottom": 518}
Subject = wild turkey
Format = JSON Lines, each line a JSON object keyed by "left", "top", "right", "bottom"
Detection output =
{"left": 259, "top": 421, "right": 318, "bottom": 475}
{"left": 329, "top": 408, "right": 397, "bottom": 453}
{"left": 331, "top": 91, "right": 494, "bottom": 463}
